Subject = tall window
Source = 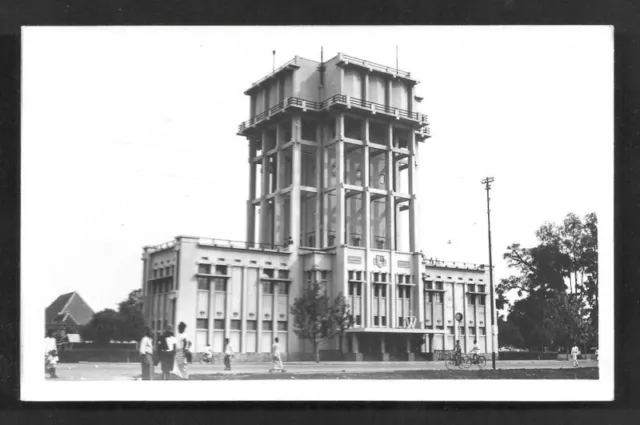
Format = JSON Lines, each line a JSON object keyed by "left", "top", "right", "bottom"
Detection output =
{"left": 198, "top": 264, "right": 211, "bottom": 274}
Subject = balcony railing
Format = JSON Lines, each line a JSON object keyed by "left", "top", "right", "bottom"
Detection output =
{"left": 196, "top": 237, "right": 289, "bottom": 251}
{"left": 238, "top": 94, "right": 429, "bottom": 134}
{"left": 422, "top": 258, "right": 487, "bottom": 271}
{"left": 246, "top": 57, "right": 300, "bottom": 93}
{"left": 145, "top": 240, "right": 177, "bottom": 254}
{"left": 339, "top": 53, "right": 412, "bottom": 79}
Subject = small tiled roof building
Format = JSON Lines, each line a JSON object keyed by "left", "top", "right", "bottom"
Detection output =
{"left": 45, "top": 291, "right": 95, "bottom": 334}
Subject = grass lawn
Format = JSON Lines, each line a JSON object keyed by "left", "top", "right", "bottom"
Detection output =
{"left": 185, "top": 367, "right": 598, "bottom": 380}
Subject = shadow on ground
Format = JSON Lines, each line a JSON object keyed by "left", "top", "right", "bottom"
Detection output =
{"left": 184, "top": 368, "right": 598, "bottom": 380}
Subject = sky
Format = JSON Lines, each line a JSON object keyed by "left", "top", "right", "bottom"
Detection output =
{"left": 22, "top": 26, "right": 613, "bottom": 314}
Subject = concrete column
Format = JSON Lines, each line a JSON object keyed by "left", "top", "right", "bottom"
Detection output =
{"left": 315, "top": 126, "right": 322, "bottom": 248}
{"left": 256, "top": 267, "right": 263, "bottom": 349}
{"left": 407, "top": 84, "right": 414, "bottom": 113}
{"left": 208, "top": 280, "right": 214, "bottom": 348}
{"left": 291, "top": 116, "right": 302, "bottom": 248}
{"left": 364, "top": 283, "right": 371, "bottom": 327}
{"left": 241, "top": 266, "right": 248, "bottom": 353}
{"left": 390, "top": 281, "right": 397, "bottom": 328}
{"left": 452, "top": 283, "right": 458, "bottom": 344}
{"left": 335, "top": 116, "right": 345, "bottom": 246}
{"left": 224, "top": 276, "right": 232, "bottom": 340}
{"left": 272, "top": 283, "right": 278, "bottom": 343}
{"left": 247, "top": 157, "right": 257, "bottom": 244}
{"left": 363, "top": 72, "right": 369, "bottom": 101}
{"left": 352, "top": 333, "right": 359, "bottom": 353}
{"left": 408, "top": 130, "right": 419, "bottom": 253}
{"left": 386, "top": 124, "right": 395, "bottom": 251}
{"left": 462, "top": 285, "right": 468, "bottom": 352}
{"left": 415, "top": 256, "right": 425, "bottom": 329}
{"left": 260, "top": 130, "right": 269, "bottom": 244}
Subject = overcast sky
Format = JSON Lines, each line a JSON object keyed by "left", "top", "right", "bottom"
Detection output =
{"left": 22, "top": 26, "right": 613, "bottom": 314}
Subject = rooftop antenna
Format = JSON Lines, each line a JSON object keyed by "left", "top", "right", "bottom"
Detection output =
{"left": 272, "top": 50, "right": 276, "bottom": 72}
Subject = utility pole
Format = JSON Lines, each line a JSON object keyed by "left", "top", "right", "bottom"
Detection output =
{"left": 481, "top": 176, "right": 497, "bottom": 370}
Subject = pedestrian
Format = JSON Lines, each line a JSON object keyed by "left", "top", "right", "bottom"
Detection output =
{"left": 571, "top": 342, "right": 580, "bottom": 367}
{"left": 224, "top": 338, "right": 234, "bottom": 371}
{"left": 270, "top": 337, "right": 285, "bottom": 372}
{"left": 173, "top": 322, "right": 192, "bottom": 379}
{"left": 44, "top": 329, "right": 59, "bottom": 379}
{"left": 139, "top": 327, "right": 154, "bottom": 381}
{"left": 454, "top": 340, "right": 462, "bottom": 366}
{"left": 158, "top": 324, "right": 177, "bottom": 380}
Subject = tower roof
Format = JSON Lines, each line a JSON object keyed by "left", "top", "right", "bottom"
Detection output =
{"left": 45, "top": 291, "right": 95, "bottom": 326}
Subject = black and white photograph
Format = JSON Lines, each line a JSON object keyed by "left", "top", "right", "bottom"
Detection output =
{"left": 20, "top": 26, "right": 613, "bottom": 401}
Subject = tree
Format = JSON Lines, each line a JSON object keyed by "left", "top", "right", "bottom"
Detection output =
{"left": 330, "top": 292, "right": 355, "bottom": 354}
{"left": 116, "top": 289, "right": 146, "bottom": 342}
{"left": 290, "top": 281, "right": 332, "bottom": 363}
{"left": 497, "top": 316, "right": 524, "bottom": 349}
{"left": 80, "top": 309, "right": 120, "bottom": 345}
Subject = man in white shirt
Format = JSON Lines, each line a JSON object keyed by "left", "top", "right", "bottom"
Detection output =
{"left": 469, "top": 339, "right": 480, "bottom": 363}
{"left": 571, "top": 342, "right": 581, "bottom": 367}
{"left": 139, "top": 327, "right": 154, "bottom": 380}
{"left": 44, "top": 330, "right": 59, "bottom": 378}
{"left": 224, "top": 338, "right": 234, "bottom": 371}
{"left": 270, "top": 337, "right": 285, "bottom": 372}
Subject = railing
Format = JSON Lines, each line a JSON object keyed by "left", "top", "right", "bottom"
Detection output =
{"left": 238, "top": 94, "right": 429, "bottom": 134}
{"left": 340, "top": 53, "right": 412, "bottom": 79}
{"left": 247, "top": 57, "right": 299, "bottom": 91}
{"left": 145, "top": 240, "right": 177, "bottom": 254}
{"left": 422, "top": 258, "right": 487, "bottom": 271}
{"left": 197, "top": 237, "right": 289, "bottom": 251}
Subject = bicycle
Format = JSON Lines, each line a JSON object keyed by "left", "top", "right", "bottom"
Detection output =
{"left": 445, "top": 352, "right": 465, "bottom": 370}
{"left": 462, "top": 353, "right": 487, "bottom": 369}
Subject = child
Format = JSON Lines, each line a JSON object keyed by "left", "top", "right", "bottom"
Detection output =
{"left": 270, "top": 337, "right": 285, "bottom": 372}
{"left": 223, "top": 338, "right": 234, "bottom": 371}
{"left": 571, "top": 342, "right": 581, "bottom": 367}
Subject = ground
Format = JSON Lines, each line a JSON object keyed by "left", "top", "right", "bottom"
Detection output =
{"left": 48, "top": 360, "right": 599, "bottom": 381}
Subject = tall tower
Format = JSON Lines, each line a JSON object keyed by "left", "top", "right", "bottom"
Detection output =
{"left": 239, "top": 53, "right": 430, "bottom": 355}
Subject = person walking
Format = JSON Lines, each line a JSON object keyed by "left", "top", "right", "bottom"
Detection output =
{"left": 158, "top": 325, "right": 177, "bottom": 380}
{"left": 139, "top": 327, "right": 154, "bottom": 381}
{"left": 223, "top": 338, "right": 234, "bottom": 371}
{"left": 44, "top": 330, "right": 59, "bottom": 379}
{"left": 270, "top": 337, "right": 285, "bottom": 372}
{"left": 571, "top": 342, "right": 581, "bottom": 368}
{"left": 173, "top": 322, "right": 191, "bottom": 379}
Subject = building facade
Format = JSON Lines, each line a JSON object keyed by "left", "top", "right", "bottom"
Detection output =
{"left": 141, "top": 53, "right": 498, "bottom": 360}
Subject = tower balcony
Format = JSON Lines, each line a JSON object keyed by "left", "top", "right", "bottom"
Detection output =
{"left": 237, "top": 94, "right": 430, "bottom": 137}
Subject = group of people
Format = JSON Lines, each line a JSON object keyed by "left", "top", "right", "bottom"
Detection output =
{"left": 139, "top": 322, "right": 191, "bottom": 380}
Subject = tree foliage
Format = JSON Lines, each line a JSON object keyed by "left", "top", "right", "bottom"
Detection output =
{"left": 80, "top": 289, "right": 147, "bottom": 344}
{"left": 497, "top": 212, "right": 598, "bottom": 351}
{"left": 290, "top": 281, "right": 354, "bottom": 362}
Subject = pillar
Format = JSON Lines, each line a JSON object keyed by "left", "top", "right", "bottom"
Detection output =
{"left": 335, "top": 114, "right": 345, "bottom": 246}
{"left": 386, "top": 124, "right": 395, "bottom": 250}
{"left": 291, "top": 116, "right": 302, "bottom": 248}
{"left": 462, "top": 285, "right": 468, "bottom": 352}
{"left": 260, "top": 130, "right": 269, "bottom": 244}
{"left": 256, "top": 267, "right": 263, "bottom": 350}
{"left": 315, "top": 125, "right": 323, "bottom": 247}
{"left": 408, "top": 130, "right": 419, "bottom": 253}
{"left": 241, "top": 266, "right": 248, "bottom": 353}
{"left": 208, "top": 278, "right": 215, "bottom": 348}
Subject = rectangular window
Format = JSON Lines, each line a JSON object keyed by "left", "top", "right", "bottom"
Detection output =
{"left": 262, "top": 321, "right": 273, "bottom": 331}
{"left": 214, "top": 278, "right": 227, "bottom": 292}
{"left": 355, "top": 315, "right": 362, "bottom": 325}
{"left": 230, "top": 320, "right": 241, "bottom": 330}
{"left": 246, "top": 320, "right": 257, "bottom": 330}
{"left": 426, "top": 292, "right": 433, "bottom": 303}
{"left": 307, "top": 235, "right": 315, "bottom": 247}
{"left": 478, "top": 285, "right": 486, "bottom": 293}
{"left": 425, "top": 281, "right": 433, "bottom": 290}
{"left": 374, "top": 316, "right": 380, "bottom": 326}
{"left": 197, "top": 277, "right": 210, "bottom": 290}
{"left": 278, "top": 270, "right": 289, "bottom": 279}
{"left": 381, "top": 316, "right": 387, "bottom": 326}
{"left": 159, "top": 268, "right": 164, "bottom": 277}
{"left": 277, "top": 282, "right": 289, "bottom": 295}
{"left": 198, "top": 264, "right": 211, "bottom": 274}
{"left": 479, "top": 296, "right": 486, "bottom": 306}
{"left": 468, "top": 284, "right": 476, "bottom": 293}
{"left": 263, "top": 282, "right": 274, "bottom": 294}
{"left": 328, "top": 234, "right": 336, "bottom": 246}
{"left": 277, "top": 321, "right": 288, "bottom": 331}
{"left": 215, "top": 265, "right": 228, "bottom": 275}
{"left": 435, "top": 292, "right": 443, "bottom": 303}
{"left": 321, "top": 271, "right": 328, "bottom": 280}
{"left": 479, "top": 327, "right": 486, "bottom": 336}
{"left": 376, "top": 239, "right": 385, "bottom": 249}
{"left": 196, "top": 319, "right": 208, "bottom": 329}
{"left": 213, "top": 319, "right": 225, "bottom": 330}
{"left": 351, "top": 235, "right": 361, "bottom": 247}
{"left": 447, "top": 326, "right": 455, "bottom": 335}
{"left": 356, "top": 271, "right": 362, "bottom": 280}
{"left": 469, "top": 327, "right": 476, "bottom": 336}
{"left": 153, "top": 269, "right": 158, "bottom": 278}
{"left": 459, "top": 326, "right": 465, "bottom": 335}
{"left": 436, "top": 282, "right": 443, "bottom": 290}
